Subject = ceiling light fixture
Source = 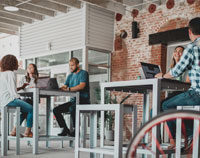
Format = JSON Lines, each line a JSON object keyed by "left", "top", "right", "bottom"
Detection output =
{"left": 3, "top": 0, "right": 32, "bottom": 12}
{"left": 4, "top": 6, "right": 19, "bottom": 12}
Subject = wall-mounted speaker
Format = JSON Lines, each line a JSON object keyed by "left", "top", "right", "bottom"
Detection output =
{"left": 132, "top": 21, "right": 139, "bottom": 39}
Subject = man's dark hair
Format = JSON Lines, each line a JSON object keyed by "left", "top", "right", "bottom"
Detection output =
{"left": 70, "top": 57, "right": 79, "bottom": 65}
{"left": 188, "top": 17, "right": 200, "bottom": 35}
{"left": 0, "top": 54, "right": 18, "bottom": 72}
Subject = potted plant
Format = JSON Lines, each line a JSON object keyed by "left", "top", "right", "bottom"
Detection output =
{"left": 105, "top": 111, "right": 114, "bottom": 141}
{"left": 95, "top": 88, "right": 117, "bottom": 141}
{"left": 105, "top": 95, "right": 117, "bottom": 141}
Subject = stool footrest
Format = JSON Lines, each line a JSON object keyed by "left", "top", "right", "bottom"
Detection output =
{"left": 1, "top": 106, "right": 21, "bottom": 156}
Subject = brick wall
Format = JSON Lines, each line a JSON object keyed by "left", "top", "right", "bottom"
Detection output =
{"left": 112, "top": 0, "right": 200, "bottom": 139}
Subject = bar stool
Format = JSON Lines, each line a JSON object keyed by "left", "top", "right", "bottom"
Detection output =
{"left": 62, "top": 112, "right": 88, "bottom": 148}
{"left": 60, "top": 112, "right": 75, "bottom": 148}
{"left": 176, "top": 106, "right": 200, "bottom": 158}
{"left": 75, "top": 104, "right": 124, "bottom": 158}
{"left": 1, "top": 106, "right": 20, "bottom": 156}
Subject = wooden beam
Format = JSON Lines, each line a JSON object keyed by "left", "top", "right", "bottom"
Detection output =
{"left": 0, "top": 11, "right": 32, "bottom": 23}
{"left": 0, "top": 22, "right": 18, "bottom": 31}
{"left": 124, "top": 0, "right": 161, "bottom": 10}
{"left": 112, "top": 0, "right": 144, "bottom": 10}
{"left": 0, "top": 17, "right": 22, "bottom": 26}
{"left": 0, "top": 0, "right": 55, "bottom": 17}
{"left": 79, "top": 0, "right": 125, "bottom": 14}
{"left": 114, "top": 0, "right": 122, "bottom": 3}
{"left": 0, "top": 5, "right": 43, "bottom": 20}
{"left": 0, "top": 28, "right": 18, "bottom": 35}
{"left": 149, "top": 27, "right": 189, "bottom": 45}
{"left": 17, "top": 0, "right": 68, "bottom": 13}
{"left": 122, "top": 0, "right": 143, "bottom": 6}
{"left": 48, "top": 0, "right": 81, "bottom": 9}
{"left": 18, "top": 3, "right": 55, "bottom": 16}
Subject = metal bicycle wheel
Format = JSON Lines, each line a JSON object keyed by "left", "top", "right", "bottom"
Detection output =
{"left": 126, "top": 110, "right": 200, "bottom": 158}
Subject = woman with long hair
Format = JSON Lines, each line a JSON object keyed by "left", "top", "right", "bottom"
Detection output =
{"left": 18, "top": 63, "right": 39, "bottom": 90}
{"left": 169, "top": 46, "right": 189, "bottom": 82}
{"left": 0, "top": 55, "right": 33, "bottom": 137}
{"left": 10, "top": 63, "right": 39, "bottom": 137}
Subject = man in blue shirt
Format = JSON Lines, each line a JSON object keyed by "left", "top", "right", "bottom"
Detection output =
{"left": 155, "top": 17, "right": 200, "bottom": 150}
{"left": 53, "top": 57, "right": 90, "bottom": 136}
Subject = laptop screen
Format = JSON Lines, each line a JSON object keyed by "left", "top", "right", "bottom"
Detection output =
{"left": 140, "top": 62, "right": 161, "bottom": 79}
{"left": 47, "top": 78, "right": 59, "bottom": 90}
{"left": 36, "top": 77, "right": 60, "bottom": 90}
{"left": 36, "top": 77, "right": 50, "bottom": 88}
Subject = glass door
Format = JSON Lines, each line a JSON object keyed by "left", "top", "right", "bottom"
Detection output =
{"left": 50, "top": 64, "right": 70, "bottom": 135}
{"left": 88, "top": 49, "right": 111, "bottom": 104}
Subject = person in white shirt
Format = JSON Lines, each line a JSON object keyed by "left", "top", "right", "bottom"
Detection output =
{"left": 0, "top": 55, "right": 33, "bottom": 137}
{"left": 14, "top": 63, "right": 39, "bottom": 137}
{"left": 18, "top": 63, "right": 39, "bottom": 90}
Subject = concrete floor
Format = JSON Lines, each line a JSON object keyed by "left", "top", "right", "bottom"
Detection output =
{"left": 3, "top": 140, "right": 191, "bottom": 158}
{"left": 3, "top": 140, "right": 114, "bottom": 158}
{"left": 3, "top": 141, "right": 75, "bottom": 158}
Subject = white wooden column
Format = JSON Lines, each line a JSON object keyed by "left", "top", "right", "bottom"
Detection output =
{"left": 82, "top": 3, "right": 89, "bottom": 71}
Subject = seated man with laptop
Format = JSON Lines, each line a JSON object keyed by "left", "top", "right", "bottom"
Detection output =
{"left": 53, "top": 57, "right": 90, "bottom": 136}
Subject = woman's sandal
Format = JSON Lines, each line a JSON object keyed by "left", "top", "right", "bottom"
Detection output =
{"left": 10, "top": 130, "right": 16, "bottom": 136}
{"left": 10, "top": 131, "right": 24, "bottom": 137}
{"left": 168, "top": 140, "right": 176, "bottom": 149}
{"left": 168, "top": 144, "right": 176, "bottom": 150}
{"left": 23, "top": 132, "right": 33, "bottom": 138}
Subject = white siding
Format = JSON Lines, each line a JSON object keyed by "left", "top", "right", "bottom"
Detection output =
{"left": 87, "top": 5, "right": 115, "bottom": 51}
{"left": 20, "top": 4, "right": 115, "bottom": 58}
{"left": 0, "top": 35, "right": 19, "bottom": 59}
{"left": 20, "top": 9, "right": 84, "bottom": 58}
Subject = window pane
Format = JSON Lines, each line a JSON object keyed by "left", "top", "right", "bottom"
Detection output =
{"left": 38, "top": 70, "right": 50, "bottom": 77}
{"left": 36, "top": 52, "right": 69, "bottom": 68}
{"left": 88, "top": 65, "right": 107, "bottom": 75}
{"left": 88, "top": 50, "right": 110, "bottom": 75}
{"left": 88, "top": 50, "right": 109, "bottom": 65}
{"left": 72, "top": 49, "right": 82, "bottom": 63}
{"left": 25, "top": 58, "right": 34, "bottom": 69}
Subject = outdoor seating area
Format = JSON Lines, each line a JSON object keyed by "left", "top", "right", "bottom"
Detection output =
{"left": 0, "top": 0, "right": 200, "bottom": 158}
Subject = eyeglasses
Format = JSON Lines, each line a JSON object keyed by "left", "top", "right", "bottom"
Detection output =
{"left": 174, "top": 50, "right": 183, "bottom": 54}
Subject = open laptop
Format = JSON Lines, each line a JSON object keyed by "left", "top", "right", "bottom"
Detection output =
{"left": 140, "top": 62, "right": 161, "bottom": 79}
{"left": 36, "top": 77, "right": 59, "bottom": 90}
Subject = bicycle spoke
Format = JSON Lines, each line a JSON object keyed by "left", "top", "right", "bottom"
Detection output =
{"left": 152, "top": 133, "right": 166, "bottom": 157}
{"left": 126, "top": 110, "right": 200, "bottom": 158}
{"left": 164, "top": 123, "right": 174, "bottom": 141}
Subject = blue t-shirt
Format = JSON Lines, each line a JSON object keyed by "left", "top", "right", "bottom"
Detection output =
{"left": 64, "top": 70, "right": 90, "bottom": 103}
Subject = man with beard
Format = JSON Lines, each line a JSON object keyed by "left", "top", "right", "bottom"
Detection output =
{"left": 53, "top": 57, "right": 90, "bottom": 136}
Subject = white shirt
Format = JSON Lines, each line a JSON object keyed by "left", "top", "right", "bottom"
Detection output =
{"left": 19, "top": 76, "right": 36, "bottom": 88}
{"left": 0, "top": 71, "right": 20, "bottom": 107}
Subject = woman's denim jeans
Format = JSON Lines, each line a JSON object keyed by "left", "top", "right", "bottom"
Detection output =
{"left": 7, "top": 99, "right": 33, "bottom": 128}
{"left": 162, "top": 90, "right": 200, "bottom": 139}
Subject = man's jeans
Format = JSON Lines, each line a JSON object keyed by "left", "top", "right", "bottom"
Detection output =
{"left": 162, "top": 90, "right": 200, "bottom": 139}
{"left": 7, "top": 99, "right": 33, "bottom": 128}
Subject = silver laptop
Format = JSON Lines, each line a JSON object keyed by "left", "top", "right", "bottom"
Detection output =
{"left": 36, "top": 77, "right": 59, "bottom": 90}
{"left": 140, "top": 62, "right": 161, "bottom": 79}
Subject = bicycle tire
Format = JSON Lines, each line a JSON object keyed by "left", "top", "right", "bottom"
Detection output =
{"left": 126, "top": 110, "right": 200, "bottom": 158}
